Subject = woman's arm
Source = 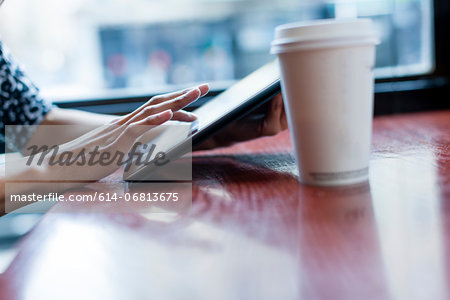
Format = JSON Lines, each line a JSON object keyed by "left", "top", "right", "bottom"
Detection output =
{"left": 1, "top": 85, "right": 209, "bottom": 213}
{"left": 24, "top": 86, "right": 208, "bottom": 153}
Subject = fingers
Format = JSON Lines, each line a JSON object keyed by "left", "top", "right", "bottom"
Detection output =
{"left": 121, "top": 109, "right": 173, "bottom": 141}
{"left": 137, "top": 109, "right": 173, "bottom": 126}
{"left": 114, "top": 84, "right": 209, "bottom": 125}
{"left": 171, "top": 110, "right": 197, "bottom": 122}
{"left": 261, "top": 94, "right": 284, "bottom": 136}
{"left": 116, "top": 84, "right": 208, "bottom": 126}
{"left": 150, "top": 87, "right": 202, "bottom": 114}
{"left": 150, "top": 83, "right": 209, "bottom": 105}
{"left": 121, "top": 88, "right": 199, "bottom": 126}
{"left": 198, "top": 83, "right": 210, "bottom": 97}
{"left": 280, "top": 94, "right": 288, "bottom": 130}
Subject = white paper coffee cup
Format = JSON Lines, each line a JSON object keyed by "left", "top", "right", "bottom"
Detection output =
{"left": 271, "top": 18, "right": 379, "bottom": 186}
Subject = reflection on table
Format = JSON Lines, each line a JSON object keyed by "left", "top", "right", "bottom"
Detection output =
{"left": 0, "top": 110, "right": 449, "bottom": 300}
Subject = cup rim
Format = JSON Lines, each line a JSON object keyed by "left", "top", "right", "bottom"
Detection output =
{"left": 271, "top": 18, "right": 379, "bottom": 54}
{"left": 270, "top": 36, "right": 379, "bottom": 54}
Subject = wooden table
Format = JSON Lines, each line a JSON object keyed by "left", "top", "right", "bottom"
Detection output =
{"left": 0, "top": 110, "right": 449, "bottom": 300}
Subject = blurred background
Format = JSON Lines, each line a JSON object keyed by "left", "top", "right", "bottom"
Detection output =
{"left": 0, "top": 0, "right": 434, "bottom": 102}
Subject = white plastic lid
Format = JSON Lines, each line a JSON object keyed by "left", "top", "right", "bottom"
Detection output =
{"left": 271, "top": 18, "right": 379, "bottom": 53}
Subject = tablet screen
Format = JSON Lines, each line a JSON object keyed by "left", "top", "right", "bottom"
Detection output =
{"left": 192, "top": 60, "right": 280, "bottom": 134}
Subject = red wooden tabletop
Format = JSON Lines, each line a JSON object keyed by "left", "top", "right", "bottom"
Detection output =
{"left": 1, "top": 110, "right": 449, "bottom": 300}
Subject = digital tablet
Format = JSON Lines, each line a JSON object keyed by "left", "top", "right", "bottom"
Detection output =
{"left": 124, "top": 60, "right": 280, "bottom": 181}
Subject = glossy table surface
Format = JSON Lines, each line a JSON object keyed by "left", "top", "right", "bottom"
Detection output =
{"left": 1, "top": 110, "right": 449, "bottom": 300}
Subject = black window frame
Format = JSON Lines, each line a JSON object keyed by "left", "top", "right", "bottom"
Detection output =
{"left": 373, "top": 0, "right": 450, "bottom": 114}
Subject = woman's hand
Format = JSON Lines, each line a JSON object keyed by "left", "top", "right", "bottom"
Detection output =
{"left": 196, "top": 93, "right": 288, "bottom": 150}
{"left": 42, "top": 84, "right": 209, "bottom": 180}
{"left": 2, "top": 84, "right": 209, "bottom": 207}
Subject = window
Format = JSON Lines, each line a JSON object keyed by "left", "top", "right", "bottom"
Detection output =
{"left": 0, "top": 0, "right": 440, "bottom": 105}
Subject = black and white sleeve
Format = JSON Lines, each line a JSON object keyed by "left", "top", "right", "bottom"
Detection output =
{"left": 0, "top": 40, "right": 53, "bottom": 153}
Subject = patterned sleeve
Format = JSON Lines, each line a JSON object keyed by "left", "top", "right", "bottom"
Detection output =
{"left": 0, "top": 40, "right": 53, "bottom": 153}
